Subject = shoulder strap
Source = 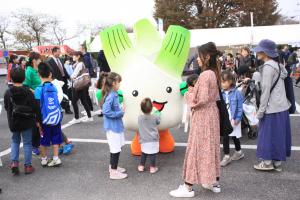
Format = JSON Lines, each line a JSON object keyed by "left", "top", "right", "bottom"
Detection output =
{"left": 269, "top": 63, "right": 281, "bottom": 94}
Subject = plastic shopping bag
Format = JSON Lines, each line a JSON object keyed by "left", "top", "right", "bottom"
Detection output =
{"left": 243, "top": 104, "right": 259, "bottom": 126}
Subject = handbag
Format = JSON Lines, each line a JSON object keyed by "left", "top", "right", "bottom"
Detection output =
{"left": 73, "top": 63, "right": 91, "bottom": 91}
{"left": 217, "top": 88, "right": 233, "bottom": 137}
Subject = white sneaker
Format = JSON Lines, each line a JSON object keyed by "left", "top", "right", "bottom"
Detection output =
{"left": 169, "top": 185, "right": 195, "bottom": 198}
{"left": 81, "top": 117, "right": 93, "bottom": 123}
{"left": 109, "top": 165, "right": 127, "bottom": 173}
{"left": 231, "top": 151, "right": 245, "bottom": 161}
{"left": 47, "top": 158, "right": 62, "bottom": 167}
{"left": 81, "top": 111, "right": 87, "bottom": 116}
{"left": 69, "top": 118, "right": 81, "bottom": 124}
{"left": 220, "top": 156, "right": 232, "bottom": 167}
{"left": 254, "top": 161, "right": 274, "bottom": 171}
{"left": 110, "top": 170, "right": 128, "bottom": 180}
{"left": 41, "top": 158, "right": 49, "bottom": 167}
{"left": 202, "top": 184, "right": 221, "bottom": 193}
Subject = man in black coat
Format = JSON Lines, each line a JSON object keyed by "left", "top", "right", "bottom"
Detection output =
{"left": 46, "top": 47, "right": 73, "bottom": 114}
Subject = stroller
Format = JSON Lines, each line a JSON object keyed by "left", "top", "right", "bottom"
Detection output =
{"left": 237, "top": 79, "right": 260, "bottom": 139}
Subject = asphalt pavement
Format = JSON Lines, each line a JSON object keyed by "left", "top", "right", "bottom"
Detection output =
{"left": 0, "top": 76, "right": 299, "bottom": 200}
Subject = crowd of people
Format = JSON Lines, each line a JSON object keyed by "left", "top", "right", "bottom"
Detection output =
{"left": 1, "top": 39, "right": 298, "bottom": 197}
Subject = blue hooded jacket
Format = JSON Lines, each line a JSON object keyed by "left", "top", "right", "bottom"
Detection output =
{"left": 222, "top": 88, "right": 244, "bottom": 122}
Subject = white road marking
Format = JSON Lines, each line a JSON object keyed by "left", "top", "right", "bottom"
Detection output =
{"left": 1, "top": 107, "right": 300, "bottom": 158}
{"left": 296, "top": 102, "right": 300, "bottom": 114}
{"left": 68, "top": 138, "right": 300, "bottom": 151}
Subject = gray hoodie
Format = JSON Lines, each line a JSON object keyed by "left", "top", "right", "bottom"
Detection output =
{"left": 257, "top": 59, "right": 291, "bottom": 119}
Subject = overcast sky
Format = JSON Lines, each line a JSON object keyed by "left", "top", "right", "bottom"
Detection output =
{"left": 0, "top": 0, "right": 299, "bottom": 49}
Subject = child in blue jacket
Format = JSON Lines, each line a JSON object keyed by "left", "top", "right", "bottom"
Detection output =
{"left": 220, "top": 70, "right": 244, "bottom": 167}
{"left": 100, "top": 72, "right": 127, "bottom": 180}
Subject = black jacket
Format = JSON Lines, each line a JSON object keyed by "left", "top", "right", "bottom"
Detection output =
{"left": 4, "top": 86, "right": 40, "bottom": 132}
{"left": 46, "top": 57, "right": 69, "bottom": 81}
{"left": 97, "top": 50, "right": 111, "bottom": 73}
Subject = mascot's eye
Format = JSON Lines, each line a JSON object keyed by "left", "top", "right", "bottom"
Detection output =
{"left": 166, "top": 87, "right": 172, "bottom": 93}
{"left": 132, "top": 90, "right": 139, "bottom": 97}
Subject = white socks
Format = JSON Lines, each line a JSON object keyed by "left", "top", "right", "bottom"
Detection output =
{"left": 53, "top": 156, "right": 59, "bottom": 161}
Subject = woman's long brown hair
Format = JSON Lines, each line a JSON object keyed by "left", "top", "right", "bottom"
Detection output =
{"left": 197, "top": 42, "right": 221, "bottom": 86}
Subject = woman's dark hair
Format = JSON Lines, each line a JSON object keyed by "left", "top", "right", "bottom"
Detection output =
{"left": 141, "top": 98, "right": 153, "bottom": 114}
{"left": 72, "top": 51, "right": 84, "bottom": 62}
{"left": 10, "top": 67, "right": 25, "bottom": 83}
{"left": 96, "top": 72, "right": 109, "bottom": 89}
{"left": 38, "top": 62, "right": 52, "bottom": 78}
{"left": 227, "top": 53, "right": 233, "bottom": 58}
{"left": 221, "top": 70, "right": 236, "bottom": 87}
{"left": 19, "top": 56, "right": 26, "bottom": 64}
{"left": 9, "top": 54, "right": 18, "bottom": 64}
{"left": 100, "top": 72, "right": 122, "bottom": 106}
{"left": 52, "top": 46, "right": 60, "bottom": 54}
{"left": 197, "top": 42, "right": 221, "bottom": 85}
{"left": 187, "top": 74, "right": 199, "bottom": 87}
{"left": 26, "top": 52, "right": 41, "bottom": 68}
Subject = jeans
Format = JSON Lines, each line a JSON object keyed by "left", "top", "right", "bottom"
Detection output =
{"left": 11, "top": 129, "right": 32, "bottom": 166}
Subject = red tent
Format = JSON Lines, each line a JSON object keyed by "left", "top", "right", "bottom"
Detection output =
{"left": 33, "top": 45, "right": 75, "bottom": 55}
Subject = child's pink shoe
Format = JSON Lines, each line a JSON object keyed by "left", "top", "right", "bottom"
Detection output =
{"left": 110, "top": 170, "right": 128, "bottom": 180}
{"left": 138, "top": 165, "right": 145, "bottom": 172}
{"left": 150, "top": 167, "right": 158, "bottom": 174}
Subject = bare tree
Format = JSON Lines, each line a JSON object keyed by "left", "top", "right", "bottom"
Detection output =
{"left": 51, "top": 18, "right": 85, "bottom": 45}
{"left": 0, "top": 15, "right": 10, "bottom": 49}
{"left": 13, "top": 30, "right": 35, "bottom": 50}
{"left": 13, "top": 9, "right": 55, "bottom": 46}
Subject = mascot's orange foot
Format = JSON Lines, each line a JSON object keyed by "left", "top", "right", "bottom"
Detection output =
{"left": 131, "top": 130, "right": 175, "bottom": 156}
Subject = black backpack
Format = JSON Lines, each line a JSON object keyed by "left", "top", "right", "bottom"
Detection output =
{"left": 10, "top": 91, "right": 35, "bottom": 120}
{"left": 270, "top": 64, "right": 296, "bottom": 114}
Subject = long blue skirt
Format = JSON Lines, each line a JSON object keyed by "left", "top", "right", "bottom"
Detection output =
{"left": 256, "top": 111, "right": 291, "bottom": 161}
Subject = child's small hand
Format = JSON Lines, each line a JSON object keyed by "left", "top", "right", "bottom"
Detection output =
{"left": 122, "top": 104, "right": 126, "bottom": 112}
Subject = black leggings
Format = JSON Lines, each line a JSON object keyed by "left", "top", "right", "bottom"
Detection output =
{"left": 140, "top": 153, "right": 157, "bottom": 167}
{"left": 110, "top": 153, "right": 120, "bottom": 169}
{"left": 32, "top": 125, "right": 40, "bottom": 148}
{"left": 223, "top": 136, "right": 241, "bottom": 155}
{"left": 85, "top": 89, "right": 93, "bottom": 111}
{"left": 72, "top": 88, "right": 91, "bottom": 119}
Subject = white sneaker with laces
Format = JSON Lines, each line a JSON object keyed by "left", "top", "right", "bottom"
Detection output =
{"left": 69, "top": 118, "right": 81, "bottom": 124}
{"left": 109, "top": 165, "right": 127, "bottom": 173}
{"left": 254, "top": 161, "right": 274, "bottom": 171}
{"left": 202, "top": 184, "right": 221, "bottom": 193}
{"left": 231, "top": 151, "right": 245, "bottom": 161}
{"left": 110, "top": 170, "right": 128, "bottom": 180}
{"left": 169, "top": 184, "right": 195, "bottom": 198}
{"left": 81, "top": 117, "right": 93, "bottom": 123}
{"left": 47, "top": 158, "right": 62, "bottom": 167}
{"left": 220, "top": 156, "right": 231, "bottom": 167}
{"left": 41, "top": 158, "right": 48, "bottom": 167}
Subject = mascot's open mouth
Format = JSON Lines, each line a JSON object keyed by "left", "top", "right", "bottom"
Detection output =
{"left": 152, "top": 101, "right": 168, "bottom": 112}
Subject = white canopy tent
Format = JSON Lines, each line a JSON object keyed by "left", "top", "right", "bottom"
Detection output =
{"left": 88, "top": 24, "right": 300, "bottom": 52}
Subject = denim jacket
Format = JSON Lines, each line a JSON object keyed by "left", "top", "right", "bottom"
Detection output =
{"left": 102, "top": 91, "right": 124, "bottom": 133}
{"left": 222, "top": 88, "right": 244, "bottom": 122}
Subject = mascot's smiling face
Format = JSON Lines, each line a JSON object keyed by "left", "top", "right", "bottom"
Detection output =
{"left": 100, "top": 19, "right": 190, "bottom": 131}
{"left": 121, "top": 64, "right": 183, "bottom": 131}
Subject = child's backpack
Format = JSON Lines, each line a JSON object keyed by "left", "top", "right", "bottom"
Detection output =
{"left": 40, "top": 83, "right": 62, "bottom": 125}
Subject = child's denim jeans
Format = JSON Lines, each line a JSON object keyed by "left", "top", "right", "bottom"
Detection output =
{"left": 11, "top": 129, "right": 32, "bottom": 166}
